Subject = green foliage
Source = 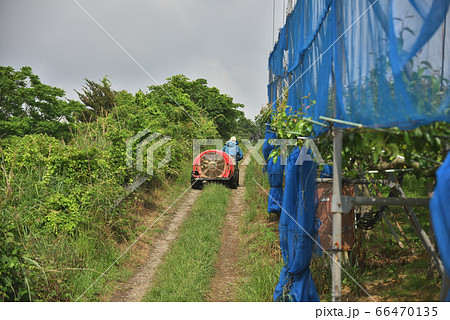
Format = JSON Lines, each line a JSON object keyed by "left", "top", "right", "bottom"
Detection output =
{"left": 75, "top": 76, "right": 116, "bottom": 122}
{"left": 342, "top": 122, "right": 448, "bottom": 178}
{"left": 112, "top": 81, "right": 218, "bottom": 181}
{"left": 0, "top": 66, "right": 85, "bottom": 139}
{"left": 0, "top": 220, "right": 35, "bottom": 301}
{"left": 0, "top": 128, "right": 134, "bottom": 301}
{"left": 255, "top": 102, "right": 273, "bottom": 126}
{"left": 0, "top": 67, "right": 249, "bottom": 301}
{"left": 268, "top": 96, "right": 314, "bottom": 164}
{"left": 1, "top": 133, "right": 126, "bottom": 235}
{"left": 233, "top": 113, "right": 261, "bottom": 142}
{"left": 267, "top": 93, "right": 448, "bottom": 178}
{"left": 150, "top": 75, "right": 244, "bottom": 138}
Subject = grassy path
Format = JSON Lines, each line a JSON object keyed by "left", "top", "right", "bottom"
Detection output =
{"left": 112, "top": 154, "right": 284, "bottom": 302}
{"left": 143, "top": 184, "right": 231, "bottom": 301}
{"left": 111, "top": 189, "right": 202, "bottom": 301}
{"left": 208, "top": 166, "right": 247, "bottom": 301}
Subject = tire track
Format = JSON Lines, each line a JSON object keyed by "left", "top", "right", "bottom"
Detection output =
{"left": 111, "top": 189, "right": 201, "bottom": 302}
{"left": 208, "top": 165, "right": 247, "bottom": 302}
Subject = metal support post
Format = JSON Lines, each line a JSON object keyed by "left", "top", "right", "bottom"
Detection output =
{"left": 352, "top": 196, "right": 429, "bottom": 207}
{"left": 372, "top": 184, "right": 416, "bottom": 254}
{"left": 331, "top": 0, "right": 345, "bottom": 302}
{"left": 381, "top": 213, "right": 404, "bottom": 248}
{"left": 387, "top": 173, "right": 445, "bottom": 277}
{"left": 331, "top": 127, "right": 343, "bottom": 302}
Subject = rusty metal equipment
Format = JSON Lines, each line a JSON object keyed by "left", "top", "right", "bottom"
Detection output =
{"left": 316, "top": 183, "right": 355, "bottom": 251}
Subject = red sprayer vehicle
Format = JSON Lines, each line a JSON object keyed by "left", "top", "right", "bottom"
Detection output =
{"left": 191, "top": 149, "right": 239, "bottom": 190}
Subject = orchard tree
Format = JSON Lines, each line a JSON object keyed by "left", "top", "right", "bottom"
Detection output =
{"left": 0, "top": 66, "right": 85, "bottom": 139}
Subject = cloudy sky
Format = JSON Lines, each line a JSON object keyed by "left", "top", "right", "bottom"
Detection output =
{"left": 0, "top": 0, "right": 289, "bottom": 120}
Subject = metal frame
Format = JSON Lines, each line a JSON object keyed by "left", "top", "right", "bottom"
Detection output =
{"left": 328, "top": 122, "right": 444, "bottom": 301}
{"left": 343, "top": 196, "right": 429, "bottom": 208}
{"left": 331, "top": 127, "right": 343, "bottom": 302}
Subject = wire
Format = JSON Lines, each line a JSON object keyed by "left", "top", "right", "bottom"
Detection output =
{"left": 356, "top": 207, "right": 385, "bottom": 230}
{"left": 72, "top": 0, "right": 201, "bottom": 127}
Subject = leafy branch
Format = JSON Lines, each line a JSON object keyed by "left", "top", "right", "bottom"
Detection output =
{"left": 267, "top": 95, "right": 448, "bottom": 178}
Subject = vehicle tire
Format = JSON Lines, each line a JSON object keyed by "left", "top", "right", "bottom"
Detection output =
{"left": 191, "top": 173, "right": 203, "bottom": 190}
{"left": 229, "top": 172, "right": 238, "bottom": 189}
{"left": 192, "top": 180, "right": 203, "bottom": 190}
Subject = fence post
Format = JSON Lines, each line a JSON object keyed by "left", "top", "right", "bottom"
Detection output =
{"left": 331, "top": 126, "right": 343, "bottom": 302}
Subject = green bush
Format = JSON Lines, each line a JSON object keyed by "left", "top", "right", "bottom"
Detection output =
{"left": 0, "top": 71, "right": 250, "bottom": 301}
{"left": 0, "top": 221, "right": 33, "bottom": 301}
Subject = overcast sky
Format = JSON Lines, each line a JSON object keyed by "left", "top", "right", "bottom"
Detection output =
{"left": 0, "top": 0, "right": 289, "bottom": 120}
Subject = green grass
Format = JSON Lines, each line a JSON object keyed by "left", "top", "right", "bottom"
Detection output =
{"left": 36, "top": 232, "right": 130, "bottom": 302}
{"left": 0, "top": 167, "right": 127, "bottom": 301}
{"left": 144, "top": 183, "right": 231, "bottom": 301}
{"left": 236, "top": 157, "right": 283, "bottom": 302}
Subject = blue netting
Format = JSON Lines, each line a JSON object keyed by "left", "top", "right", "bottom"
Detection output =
{"left": 263, "top": 124, "right": 276, "bottom": 161}
{"left": 268, "top": 0, "right": 450, "bottom": 134}
{"left": 274, "top": 148, "right": 319, "bottom": 301}
{"left": 267, "top": 0, "right": 450, "bottom": 302}
{"left": 320, "top": 164, "right": 333, "bottom": 178}
{"left": 263, "top": 124, "right": 284, "bottom": 213}
{"left": 267, "top": 158, "right": 284, "bottom": 213}
{"left": 430, "top": 153, "right": 450, "bottom": 301}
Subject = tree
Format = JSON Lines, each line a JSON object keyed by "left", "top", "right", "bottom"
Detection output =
{"left": 75, "top": 76, "right": 115, "bottom": 122}
{"left": 0, "top": 66, "right": 85, "bottom": 139}
{"left": 234, "top": 113, "right": 262, "bottom": 142}
{"left": 151, "top": 75, "right": 245, "bottom": 138}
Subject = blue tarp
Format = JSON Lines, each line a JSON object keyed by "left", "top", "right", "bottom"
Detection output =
{"left": 430, "top": 153, "right": 450, "bottom": 301}
{"left": 274, "top": 148, "right": 319, "bottom": 301}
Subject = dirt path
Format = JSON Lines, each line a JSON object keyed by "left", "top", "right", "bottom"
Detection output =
{"left": 111, "top": 189, "right": 201, "bottom": 302}
{"left": 208, "top": 165, "right": 247, "bottom": 302}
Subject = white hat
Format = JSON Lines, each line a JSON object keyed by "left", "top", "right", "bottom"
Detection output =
{"left": 230, "top": 136, "right": 236, "bottom": 142}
